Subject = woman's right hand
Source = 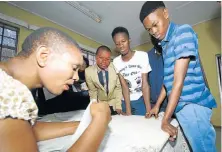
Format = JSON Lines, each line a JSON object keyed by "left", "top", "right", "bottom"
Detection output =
{"left": 90, "top": 102, "right": 111, "bottom": 124}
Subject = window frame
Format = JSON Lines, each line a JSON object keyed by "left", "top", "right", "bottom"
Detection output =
{"left": 0, "top": 21, "right": 19, "bottom": 61}
{"left": 81, "top": 48, "right": 96, "bottom": 65}
{"left": 215, "top": 54, "right": 221, "bottom": 101}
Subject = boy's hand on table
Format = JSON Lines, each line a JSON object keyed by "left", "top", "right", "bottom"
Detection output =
{"left": 146, "top": 105, "right": 160, "bottom": 118}
{"left": 161, "top": 120, "right": 178, "bottom": 142}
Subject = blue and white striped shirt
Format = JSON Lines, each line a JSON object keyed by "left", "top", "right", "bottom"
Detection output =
{"left": 161, "top": 22, "right": 217, "bottom": 113}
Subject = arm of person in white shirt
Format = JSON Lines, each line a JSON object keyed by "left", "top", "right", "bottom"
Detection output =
{"left": 142, "top": 73, "right": 152, "bottom": 117}
{"left": 118, "top": 74, "right": 131, "bottom": 115}
{"left": 113, "top": 75, "right": 123, "bottom": 114}
{"left": 141, "top": 52, "right": 152, "bottom": 117}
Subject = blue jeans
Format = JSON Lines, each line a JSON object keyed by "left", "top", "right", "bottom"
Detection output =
{"left": 122, "top": 96, "right": 146, "bottom": 115}
{"left": 176, "top": 104, "right": 216, "bottom": 152}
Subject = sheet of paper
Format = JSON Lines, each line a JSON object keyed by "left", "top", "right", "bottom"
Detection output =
{"left": 98, "top": 114, "right": 179, "bottom": 152}
{"left": 37, "top": 102, "right": 92, "bottom": 152}
{"left": 37, "top": 105, "right": 179, "bottom": 152}
{"left": 64, "top": 101, "right": 93, "bottom": 150}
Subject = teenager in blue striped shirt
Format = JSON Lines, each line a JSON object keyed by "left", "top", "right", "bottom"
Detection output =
{"left": 140, "top": 1, "right": 217, "bottom": 152}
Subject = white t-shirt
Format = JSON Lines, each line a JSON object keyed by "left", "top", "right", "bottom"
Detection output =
{"left": 113, "top": 51, "right": 151, "bottom": 100}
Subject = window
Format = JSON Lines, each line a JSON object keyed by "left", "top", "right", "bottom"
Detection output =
{"left": 81, "top": 48, "right": 114, "bottom": 66}
{"left": 215, "top": 54, "right": 221, "bottom": 100}
{"left": 81, "top": 48, "right": 96, "bottom": 65}
{"left": 0, "top": 22, "right": 19, "bottom": 61}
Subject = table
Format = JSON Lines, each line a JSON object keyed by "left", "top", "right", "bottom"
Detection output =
{"left": 37, "top": 110, "right": 190, "bottom": 152}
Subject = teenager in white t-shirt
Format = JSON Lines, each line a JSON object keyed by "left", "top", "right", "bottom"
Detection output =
{"left": 112, "top": 26, "right": 152, "bottom": 116}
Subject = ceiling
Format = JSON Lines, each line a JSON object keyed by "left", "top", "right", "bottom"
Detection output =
{"left": 9, "top": 1, "right": 221, "bottom": 49}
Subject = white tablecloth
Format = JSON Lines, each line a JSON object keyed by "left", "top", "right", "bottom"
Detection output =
{"left": 37, "top": 110, "right": 190, "bottom": 152}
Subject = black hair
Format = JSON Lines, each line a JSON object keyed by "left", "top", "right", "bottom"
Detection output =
{"left": 150, "top": 34, "right": 162, "bottom": 54}
{"left": 17, "top": 27, "right": 80, "bottom": 57}
{"left": 111, "top": 26, "right": 130, "bottom": 39}
{"left": 96, "top": 45, "right": 111, "bottom": 55}
{"left": 83, "top": 55, "right": 89, "bottom": 67}
{"left": 140, "top": 1, "right": 165, "bottom": 23}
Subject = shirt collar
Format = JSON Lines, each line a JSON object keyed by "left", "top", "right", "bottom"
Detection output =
{"left": 155, "top": 49, "right": 162, "bottom": 56}
{"left": 97, "top": 65, "right": 108, "bottom": 73}
{"left": 161, "top": 22, "right": 176, "bottom": 47}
